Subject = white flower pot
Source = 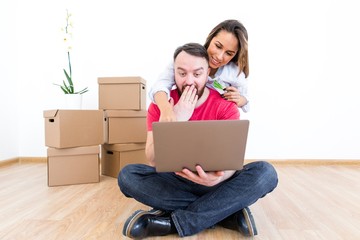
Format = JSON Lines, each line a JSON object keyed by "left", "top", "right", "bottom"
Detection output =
{"left": 64, "top": 94, "right": 83, "bottom": 109}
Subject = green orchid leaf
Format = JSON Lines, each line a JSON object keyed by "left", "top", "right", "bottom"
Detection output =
{"left": 62, "top": 80, "right": 72, "bottom": 93}
{"left": 63, "top": 69, "right": 74, "bottom": 93}
{"left": 53, "top": 83, "right": 68, "bottom": 94}
{"left": 60, "top": 86, "right": 68, "bottom": 94}
{"left": 75, "top": 87, "right": 89, "bottom": 94}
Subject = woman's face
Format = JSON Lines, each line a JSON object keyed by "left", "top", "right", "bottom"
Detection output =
{"left": 207, "top": 30, "right": 238, "bottom": 70}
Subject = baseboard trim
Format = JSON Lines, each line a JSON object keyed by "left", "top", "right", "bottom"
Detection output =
{"left": 246, "top": 159, "right": 360, "bottom": 165}
{"left": 0, "top": 158, "right": 19, "bottom": 167}
{"left": 1, "top": 157, "right": 359, "bottom": 167}
{"left": 19, "top": 157, "right": 47, "bottom": 163}
{"left": 0, "top": 157, "right": 46, "bottom": 167}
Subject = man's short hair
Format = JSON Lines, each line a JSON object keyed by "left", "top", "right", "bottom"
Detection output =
{"left": 173, "top": 43, "right": 209, "bottom": 63}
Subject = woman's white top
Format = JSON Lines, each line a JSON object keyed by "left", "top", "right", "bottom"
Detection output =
{"left": 148, "top": 61, "right": 249, "bottom": 112}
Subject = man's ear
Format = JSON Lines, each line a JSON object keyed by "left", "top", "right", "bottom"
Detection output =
{"left": 207, "top": 67, "right": 211, "bottom": 75}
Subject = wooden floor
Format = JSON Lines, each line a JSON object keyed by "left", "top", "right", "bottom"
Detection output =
{"left": 0, "top": 161, "right": 359, "bottom": 240}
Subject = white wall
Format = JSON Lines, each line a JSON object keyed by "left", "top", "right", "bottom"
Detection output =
{"left": 1, "top": 0, "right": 359, "bottom": 161}
{"left": 0, "top": 1, "right": 19, "bottom": 160}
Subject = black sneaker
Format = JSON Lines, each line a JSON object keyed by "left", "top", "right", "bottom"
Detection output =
{"left": 122, "top": 208, "right": 166, "bottom": 237}
{"left": 219, "top": 207, "right": 258, "bottom": 236}
{"left": 147, "top": 208, "right": 166, "bottom": 216}
{"left": 122, "top": 209, "right": 176, "bottom": 238}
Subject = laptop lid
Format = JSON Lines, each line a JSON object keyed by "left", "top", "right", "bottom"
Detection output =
{"left": 152, "top": 120, "right": 249, "bottom": 172}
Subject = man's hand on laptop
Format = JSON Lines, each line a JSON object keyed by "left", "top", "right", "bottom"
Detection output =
{"left": 173, "top": 85, "right": 198, "bottom": 121}
{"left": 175, "top": 165, "right": 234, "bottom": 187}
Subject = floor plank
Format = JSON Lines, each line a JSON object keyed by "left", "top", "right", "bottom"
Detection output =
{"left": 0, "top": 162, "right": 359, "bottom": 239}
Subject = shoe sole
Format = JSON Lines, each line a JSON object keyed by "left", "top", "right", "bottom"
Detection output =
{"left": 123, "top": 209, "right": 164, "bottom": 237}
{"left": 242, "top": 207, "right": 258, "bottom": 236}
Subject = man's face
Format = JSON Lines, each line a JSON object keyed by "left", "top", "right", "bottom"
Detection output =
{"left": 174, "top": 51, "right": 209, "bottom": 98}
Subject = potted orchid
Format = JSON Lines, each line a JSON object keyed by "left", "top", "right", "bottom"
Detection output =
{"left": 54, "top": 10, "right": 88, "bottom": 95}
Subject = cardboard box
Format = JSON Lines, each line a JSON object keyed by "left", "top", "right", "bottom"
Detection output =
{"left": 47, "top": 145, "right": 100, "bottom": 186}
{"left": 98, "top": 76, "right": 146, "bottom": 110}
{"left": 101, "top": 143, "right": 147, "bottom": 178}
{"left": 104, "top": 110, "right": 147, "bottom": 144}
{"left": 44, "top": 110, "right": 104, "bottom": 148}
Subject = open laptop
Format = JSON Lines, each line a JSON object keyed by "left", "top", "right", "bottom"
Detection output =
{"left": 152, "top": 120, "right": 249, "bottom": 172}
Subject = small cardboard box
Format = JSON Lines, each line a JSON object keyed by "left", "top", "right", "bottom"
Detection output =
{"left": 98, "top": 76, "right": 146, "bottom": 110}
{"left": 44, "top": 110, "right": 104, "bottom": 148}
{"left": 101, "top": 143, "right": 147, "bottom": 178}
{"left": 104, "top": 110, "right": 147, "bottom": 144}
{"left": 47, "top": 145, "right": 100, "bottom": 187}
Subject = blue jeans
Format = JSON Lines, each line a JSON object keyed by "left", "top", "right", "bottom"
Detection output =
{"left": 118, "top": 161, "right": 278, "bottom": 237}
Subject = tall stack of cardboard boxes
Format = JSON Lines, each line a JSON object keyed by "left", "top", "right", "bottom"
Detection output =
{"left": 43, "top": 76, "right": 148, "bottom": 186}
{"left": 98, "top": 76, "right": 148, "bottom": 178}
{"left": 43, "top": 109, "right": 104, "bottom": 186}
